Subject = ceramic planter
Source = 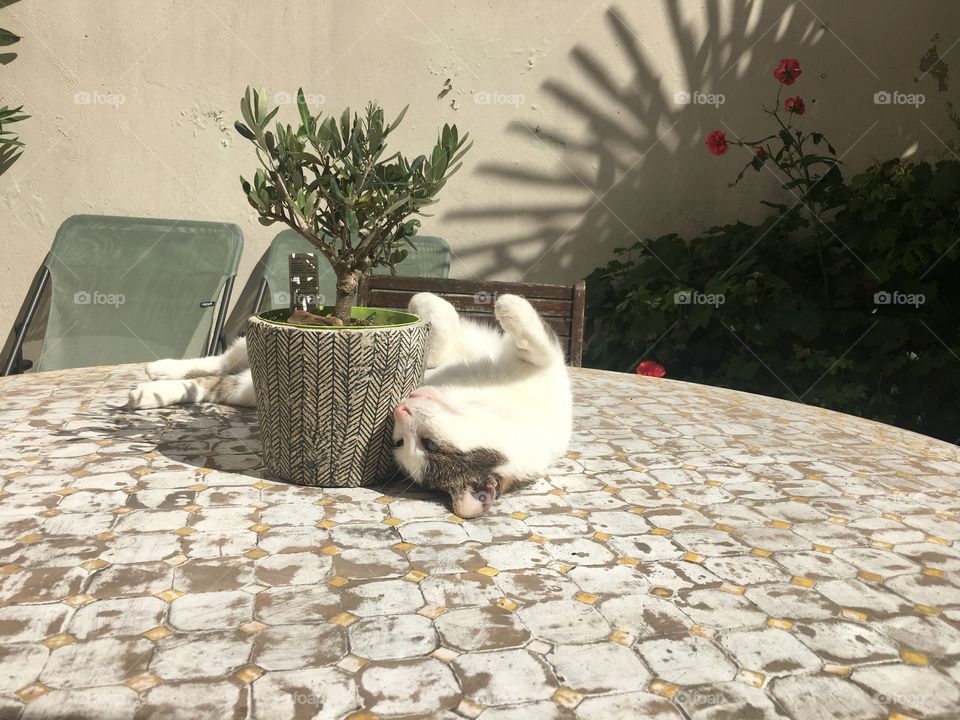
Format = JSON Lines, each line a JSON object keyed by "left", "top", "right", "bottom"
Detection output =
{"left": 246, "top": 308, "right": 429, "bottom": 487}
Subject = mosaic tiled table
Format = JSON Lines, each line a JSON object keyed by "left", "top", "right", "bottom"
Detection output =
{"left": 1, "top": 364, "right": 960, "bottom": 719}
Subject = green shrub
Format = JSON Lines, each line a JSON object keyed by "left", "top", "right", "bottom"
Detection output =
{"left": 584, "top": 158, "right": 960, "bottom": 443}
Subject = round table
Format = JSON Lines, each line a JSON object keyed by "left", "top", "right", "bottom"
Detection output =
{"left": 1, "top": 364, "right": 959, "bottom": 719}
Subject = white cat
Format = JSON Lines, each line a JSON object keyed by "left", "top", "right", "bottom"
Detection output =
{"left": 127, "top": 293, "right": 572, "bottom": 517}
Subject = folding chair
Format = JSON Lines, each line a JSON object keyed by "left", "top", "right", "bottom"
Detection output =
{"left": 3, "top": 214, "right": 243, "bottom": 374}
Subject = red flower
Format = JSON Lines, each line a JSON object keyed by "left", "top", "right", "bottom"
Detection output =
{"left": 705, "top": 130, "right": 729, "bottom": 156}
{"left": 637, "top": 360, "right": 666, "bottom": 377}
{"left": 784, "top": 96, "right": 806, "bottom": 115}
{"left": 773, "top": 58, "right": 802, "bottom": 85}
{"left": 755, "top": 147, "right": 767, "bottom": 158}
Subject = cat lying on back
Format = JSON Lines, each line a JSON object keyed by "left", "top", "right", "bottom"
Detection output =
{"left": 127, "top": 293, "right": 572, "bottom": 517}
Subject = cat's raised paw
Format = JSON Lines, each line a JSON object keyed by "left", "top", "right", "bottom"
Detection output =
{"left": 126, "top": 380, "right": 184, "bottom": 409}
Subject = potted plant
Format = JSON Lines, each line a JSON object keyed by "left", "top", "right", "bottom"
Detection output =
{"left": 234, "top": 87, "right": 471, "bottom": 487}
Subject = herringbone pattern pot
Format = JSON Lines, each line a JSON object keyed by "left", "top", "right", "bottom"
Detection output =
{"left": 246, "top": 314, "right": 429, "bottom": 487}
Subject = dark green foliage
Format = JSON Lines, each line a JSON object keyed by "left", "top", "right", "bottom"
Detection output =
{"left": 584, "top": 159, "right": 960, "bottom": 443}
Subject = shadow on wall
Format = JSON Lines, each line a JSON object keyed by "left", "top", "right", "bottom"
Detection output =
{"left": 445, "top": 0, "right": 937, "bottom": 285}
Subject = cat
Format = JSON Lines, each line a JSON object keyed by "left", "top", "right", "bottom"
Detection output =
{"left": 127, "top": 292, "right": 572, "bottom": 518}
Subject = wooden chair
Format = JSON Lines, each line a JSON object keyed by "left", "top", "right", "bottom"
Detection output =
{"left": 357, "top": 276, "right": 586, "bottom": 367}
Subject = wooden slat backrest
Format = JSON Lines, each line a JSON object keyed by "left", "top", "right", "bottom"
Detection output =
{"left": 358, "top": 275, "right": 586, "bottom": 367}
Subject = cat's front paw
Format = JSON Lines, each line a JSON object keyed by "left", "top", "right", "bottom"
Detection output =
{"left": 126, "top": 380, "right": 183, "bottom": 409}
{"left": 145, "top": 359, "right": 182, "bottom": 380}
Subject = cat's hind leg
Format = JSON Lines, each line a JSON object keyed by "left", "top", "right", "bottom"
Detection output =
{"left": 494, "top": 294, "right": 563, "bottom": 367}
{"left": 127, "top": 369, "right": 256, "bottom": 409}
{"left": 408, "top": 293, "right": 460, "bottom": 368}
{"left": 145, "top": 338, "right": 249, "bottom": 380}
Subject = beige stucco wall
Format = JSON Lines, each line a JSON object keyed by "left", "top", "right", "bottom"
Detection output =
{"left": 2, "top": 0, "right": 957, "bottom": 345}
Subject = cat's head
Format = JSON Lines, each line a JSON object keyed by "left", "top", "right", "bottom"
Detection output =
{"left": 391, "top": 386, "right": 507, "bottom": 518}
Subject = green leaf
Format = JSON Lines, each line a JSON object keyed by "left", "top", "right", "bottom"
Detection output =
{"left": 234, "top": 121, "right": 256, "bottom": 140}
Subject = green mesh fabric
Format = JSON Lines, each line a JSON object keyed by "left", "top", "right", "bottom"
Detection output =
{"left": 260, "top": 230, "right": 451, "bottom": 311}
{"left": 38, "top": 215, "right": 243, "bottom": 371}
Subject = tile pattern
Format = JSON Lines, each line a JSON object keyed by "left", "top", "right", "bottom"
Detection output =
{"left": 1, "top": 363, "right": 959, "bottom": 719}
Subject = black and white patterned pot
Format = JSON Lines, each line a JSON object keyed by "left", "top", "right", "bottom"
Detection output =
{"left": 246, "top": 313, "right": 429, "bottom": 487}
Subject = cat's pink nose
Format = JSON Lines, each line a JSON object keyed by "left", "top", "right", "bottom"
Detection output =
{"left": 394, "top": 404, "right": 411, "bottom": 421}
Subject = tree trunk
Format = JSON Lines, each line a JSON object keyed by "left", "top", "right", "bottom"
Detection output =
{"left": 333, "top": 271, "right": 359, "bottom": 323}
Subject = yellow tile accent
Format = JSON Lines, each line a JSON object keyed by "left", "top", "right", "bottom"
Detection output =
{"left": 689, "top": 624, "right": 715, "bottom": 639}
{"left": 239, "top": 622, "right": 268, "bottom": 635}
{"left": 828, "top": 517, "right": 849, "bottom": 525}
{"left": 789, "top": 496, "right": 809, "bottom": 503}
{"left": 858, "top": 570, "right": 884, "bottom": 583}
{"left": 143, "top": 626, "right": 174, "bottom": 641}
{"left": 382, "top": 517, "right": 404, "bottom": 527}
{"left": 154, "top": 589, "right": 185, "bottom": 603}
{"left": 575, "top": 592, "right": 599, "bottom": 605}
{"left": 16, "top": 682, "right": 49, "bottom": 702}
{"left": 888, "top": 714, "right": 919, "bottom": 720}
{"left": 869, "top": 540, "right": 893, "bottom": 550}
{"left": 188, "top": 483, "right": 208, "bottom": 492}
{"left": 337, "top": 654, "right": 369, "bottom": 672}
{"left": 900, "top": 649, "right": 928, "bottom": 666}
{"left": 41, "top": 633, "right": 75, "bottom": 649}
{"left": 569, "top": 510, "right": 589, "bottom": 517}
{"left": 927, "top": 535, "right": 950, "bottom": 546}
{"left": 649, "top": 679, "right": 680, "bottom": 699}
{"left": 328, "top": 576, "right": 350, "bottom": 588}
{"left": 651, "top": 587, "right": 673, "bottom": 598}
{"left": 682, "top": 552, "right": 705, "bottom": 564}
{"left": 446, "top": 515, "right": 466, "bottom": 524}
{"left": 650, "top": 528, "right": 672, "bottom": 536}
{"left": 234, "top": 665, "right": 264, "bottom": 684}
{"left": 549, "top": 488, "right": 567, "bottom": 497}
{"left": 496, "top": 597, "right": 519, "bottom": 612}
{"left": 164, "top": 554, "right": 188, "bottom": 567}
{"left": 315, "top": 498, "right": 334, "bottom": 506}
{"left": 0, "top": 564, "right": 23, "bottom": 575}
{"left": 629, "top": 506, "right": 646, "bottom": 515}
{"left": 913, "top": 603, "right": 941, "bottom": 616}
{"left": 249, "top": 523, "right": 271, "bottom": 533}
{"left": 317, "top": 520, "right": 337, "bottom": 529}
{"left": 528, "top": 534, "right": 549, "bottom": 544}
{"left": 713, "top": 523, "right": 735, "bottom": 533}
{"left": 392, "top": 542, "right": 414, "bottom": 552}
{"left": 882, "top": 512, "right": 903, "bottom": 521}
{"left": 609, "top": 629, "right": 633, "bottom": 646}
{"left": 454, "top": 698, "right": 484, "bottom": 717}
{"left": 125, "top": 673, "right": 162, "bottom": 694}
{"left": 555, "top": 564, "right": 573, "bottom": 573}
{"left": 375, "top": 496, "right": 395, "bottom": 504}
{"left": 509, "top": 511, "right": 529, "bottom": 520}
{"left": 252, "top": 482, "right": 271, "bottom": 490}
{"left": 404, "top": 570, "right": 427, "bottom": 584}
{"left": 182, "top": 504, "right": 201, "bottom": 513}
{"left": 173, "top": 527, "right": 196, "bottom": 536}
{"left": 16, "top": 533, "right": 42, "bottom": 544}
{"left": 751, "top": 548, "right": 773, "bottom": 558}
{"left": 601, "top": 485, "right": 620, "bottom": 494}
{"left": 319, "top": 546, "right": 339, "bottom": 557}
{"left": 813, "top": 544, "right": 833, "bottom": 554}
{"left": 96, "top": 531, "right": 116, "bottom": 541}
{"left": 841, "top": 608, "right": 868, "bottom": 622}
{"left": 64, "top": 594, "right": 94, "bottom": 608}
{"left": 40, "top": 509, "right": 62, "bottom": 518}
{"left": 617, "top": 556, "right": 639, "bottom": 566}
{"left": 769, "top": 519, "right": 793, "bottom": 529}
{"left": 244, "top": 548, "right": 270, "bottom": 560}
{"left": 328, "top": 612, "right": 359, "bottom": 627}
{"left": 823, "top": 664, "right": 851, "bottom": 677}
{"left": 476, "top": 566, "right": 499, "bottom": 577}
{"left": 55, "top": 488, "right": 76, "bottom": 496}
{"left": 417, "top": 605, "right": 447, "bottom": 619}
{"left": 922, "top": 567, "right": 945, "bottom": 578}
{"left": 654, "top": 483, "right": 673, "bottom": 491}
{"left": 593, "top": 532, "right": 610, "bottom": 541}
{"left": 738, "top": 668, "right": 766, "bottom": 687}
{"left": 111, "top": 506, "right": 134, "bottom": 515}
{"left": 720, "top": 583, "right": 746, "bottom": 595}
{"left": 552, "top": 687, "right": 583, "bottom": 708}
{"left": 791, "top": 576, "right": 815, "bottom": 589}
{"left": 767, "top": 618, "right": 793, "bottom": 630}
